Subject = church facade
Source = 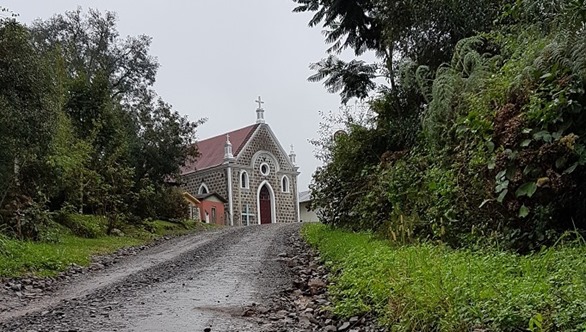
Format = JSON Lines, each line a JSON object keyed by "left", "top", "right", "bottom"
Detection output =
{"left": 181, "top": 99, "right": 300, "bottom": 225}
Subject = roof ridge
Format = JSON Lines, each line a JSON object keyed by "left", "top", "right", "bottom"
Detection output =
{"left": 234, "top": 123, "right": 260, "bottom": 156}
{"left": 180, "top": 123, "right": 260, "bottom": 174}
{"left": 197, "top": 123, "right": 258, "bottom": 144}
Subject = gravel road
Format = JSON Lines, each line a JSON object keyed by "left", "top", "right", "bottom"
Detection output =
{"left": 0, "top": 223, "right": 301, "bottom": 332}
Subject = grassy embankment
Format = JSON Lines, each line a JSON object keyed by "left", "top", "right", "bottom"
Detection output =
{"left": 0, "top": 214, "right": 215, "bottom": 277}
{"left": 302, "top": 223, "right": 586, "bottom": 331}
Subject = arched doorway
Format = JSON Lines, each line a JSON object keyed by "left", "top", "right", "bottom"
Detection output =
{"left": 259, "top": 184, "right": 273, "bottom": 224}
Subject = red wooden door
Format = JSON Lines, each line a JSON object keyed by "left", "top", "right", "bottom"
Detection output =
{"left": 259, "top": 185, "right": 272, "bottom": 224}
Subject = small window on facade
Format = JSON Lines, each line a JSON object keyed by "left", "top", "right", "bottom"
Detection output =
{"left": 240, "top": 171, "right": 249, "bottom": 189}
{"left": 241, "top": 204, "right": 255, "bottom": 226}
{"left": 198, "top": 183, "right": 209, "bottom": 195}
{"left": 260, "top": 162, "right": 270, "bottom": 176}
{"left": 281, "top": 176, "right": 290, "bottom": 193}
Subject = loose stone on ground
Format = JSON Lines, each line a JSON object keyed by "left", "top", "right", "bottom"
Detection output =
{"left": 242, "top": 227, "right": 385, "bottom": 332}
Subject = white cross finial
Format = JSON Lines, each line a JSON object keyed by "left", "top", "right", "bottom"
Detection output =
{"left": 255, "top": 96, "right": 264, "bottom": 109}
{"left": 289, "top": 143, "right": 297, "bottom": 165}
{"left": 224, "top": 134, "right": 234, "bottom": 161}
{"left": 255, "top": 96, "right": 266, "bottom": 124}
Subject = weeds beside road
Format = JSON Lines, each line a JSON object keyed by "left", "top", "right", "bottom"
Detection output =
{"left": 302, "top": 223, "right": 586, "bottom": 331}
{"left": 0, "top": 217, "right": 213, "bottom": 277}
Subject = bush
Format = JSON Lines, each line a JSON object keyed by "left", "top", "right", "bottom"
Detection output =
{"left": 133, "top": 185, "right": 188, "bottom": 221}
{"left": 56, "top": 213, "right": 107, "bottom": 238}
{"left": 0, "top": 195, "right": 53, "bottom": 240}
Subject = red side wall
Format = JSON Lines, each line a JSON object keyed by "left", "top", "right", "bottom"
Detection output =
{"left": 199, "top": 200, "right": 225, "bottom": 225}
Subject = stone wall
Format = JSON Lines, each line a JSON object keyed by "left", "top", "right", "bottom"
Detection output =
{"left": 233, "top": 124, "right": 299, "bottom": 225}
{"left": 182, "top": 166, "right": 228, "bottom": 201}
{"left": 182, "top": 123, "right": 299, "bottom": 226}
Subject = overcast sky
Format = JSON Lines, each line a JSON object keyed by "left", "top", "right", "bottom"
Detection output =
{"left": 3, "top": 0, "right": 371, "bottom": 191}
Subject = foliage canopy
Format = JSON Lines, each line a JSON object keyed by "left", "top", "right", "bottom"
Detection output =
{"left": 301, "top": 0, "right": 586, "bottom": 251}
{"left": 0, "top": 9, "right": 201, "bottom": 239}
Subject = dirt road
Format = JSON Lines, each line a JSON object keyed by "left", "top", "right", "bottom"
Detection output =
{"left": 0, "top": 223, "right": 301, "bottom": 332}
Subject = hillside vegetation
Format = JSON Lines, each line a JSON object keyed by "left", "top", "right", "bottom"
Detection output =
{"left": 0, "top": 8, "right": 201, "bottom": 241}
{"left": 297, "top": 1, "right": 586, "bottom": 329}
{"left": 298, "top": 0, "right": 586, "bottom": 251}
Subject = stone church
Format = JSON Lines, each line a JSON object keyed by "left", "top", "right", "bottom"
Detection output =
{"left": 181, "top": 98, "right": 300, "bottom": 226}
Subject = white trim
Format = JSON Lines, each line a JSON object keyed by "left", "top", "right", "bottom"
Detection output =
{"left": 198, "top": 183, "right": 209, "bottom": 194}
{"left": 264, "top": 125, "right": 297, "bottom": 170}
{"left": 281, "top": 175, "right": 290, "bottom": 193}
{"left": 235, "top": 124, "right": 262, "bottom": 161}
{"left": 257, "top": 180, "right": 276, "bottom": 224}
{"left": 294, "top": 181, "right": 300, "bottom": 222}
{"left": 240, "top": 170, "right": 249, "bottom": 189}
{"left": 226, "top": 166, "right": 234, "bottom": 226}
{"left": 181, "top": 162, "right": 225, "bottom": 176}
{"left": 235, "top": 124, "right": 294, "bottom": 171}
{"left": 250, "top": 150, "right": 280, "bottom": 172}
{"left": 260, "top": 162, "right": 270, "bottom": 176}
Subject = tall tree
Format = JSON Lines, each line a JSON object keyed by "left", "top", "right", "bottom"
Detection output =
{"left": 0, "top": 19, "right": 58, "bottom": 205}
{"left": 294, "top": 0, "right": 507, "bottom": 100}
{"left": 29, "top": 8, "right": 158, "bottom": 102}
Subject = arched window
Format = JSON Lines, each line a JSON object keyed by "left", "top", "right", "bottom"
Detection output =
{"left": 281, "top": 175, "right": 290, "bottom": 193}
{"left": 198, "top": 183, "right": 209, "bottom": 195}
{"left": 240, "top": 171, "right": 249, "bottom": 189}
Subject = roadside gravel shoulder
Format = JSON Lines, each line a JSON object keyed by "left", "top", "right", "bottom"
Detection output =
{"left": 0, "top": 226, "right": 234, "bottom": 325}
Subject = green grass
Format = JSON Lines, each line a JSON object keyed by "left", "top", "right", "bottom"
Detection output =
{"left": 0, "top": 235, "right": 143, "bottom": 277}
{"left": 302, "top": 223, "right": 586, "bottom": 332}
{"left": 141, "top": 219, "right": 216, "bottom": 237}
{"left": 0, "top": 217, "right": 215, "bottom": 278}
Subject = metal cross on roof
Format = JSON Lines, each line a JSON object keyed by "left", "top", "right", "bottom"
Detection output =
{"left": 255, "top": 96, "right": 264, "bottom": 109}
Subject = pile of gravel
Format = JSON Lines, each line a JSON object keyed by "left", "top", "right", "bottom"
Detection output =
{"left": 242, "top": 228, "right": 386, "bottom": 332}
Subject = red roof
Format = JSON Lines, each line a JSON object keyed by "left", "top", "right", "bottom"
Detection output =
{"left": 181, "top": 124, "right": 259, "bottom": 174}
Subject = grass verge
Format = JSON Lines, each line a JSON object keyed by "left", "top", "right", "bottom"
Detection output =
{"left": 302, "top": 223, "right": 586, "bottom": 332}
{"left": 0, "top": 218, "right": 216, "bottom": 278}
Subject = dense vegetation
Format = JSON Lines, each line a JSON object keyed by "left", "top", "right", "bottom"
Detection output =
{"left": 0, "top": 9, "right": 201, "bottom": 241}
{"left": 297, "top": 0, "right": 586, "bottom": 251}
{"left": 303, "top": 223, "right": 586, "bottom": 331}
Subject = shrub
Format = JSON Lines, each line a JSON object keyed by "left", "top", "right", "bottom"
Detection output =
{"left": 0, "top": 195, "right": 53, "bottom": 240}
{"left": 56, "top": 213, "right": 107, "bottom": 238}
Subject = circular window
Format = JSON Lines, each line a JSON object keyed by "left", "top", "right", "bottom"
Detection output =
{"left": 260, "top": 163, "right": 270, "bottom": 176}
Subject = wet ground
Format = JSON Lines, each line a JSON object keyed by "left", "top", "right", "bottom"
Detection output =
{"left": 0, "top": 223, "right": 300, "bottom": 332}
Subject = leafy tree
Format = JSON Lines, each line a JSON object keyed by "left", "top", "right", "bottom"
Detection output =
{"left": 28, "top": 9, "right": 202, "bottom": 222}
{"left": 294, "top": 0, "right": 506, "bottom": 98}
{"left": 130, "top": 90, "right": 202, "bottom": 185}
{"left": 302, "top": 0, "right": 586, "bottom": 250}
{"left": 0, "top": 19, "right": 60, "bottom": 237}
{"left": 0, "top": 8, "right": 203, "bottom": 238}
{"left": 29, "top": 8, "right": 158, "bottom": 102}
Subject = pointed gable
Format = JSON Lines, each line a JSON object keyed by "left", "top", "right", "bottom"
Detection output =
{"left": 181, "top": 124, "right": 259, "bottom": 174}
{"left": 235, "top": 124, "right": 295, "bottom": 172}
